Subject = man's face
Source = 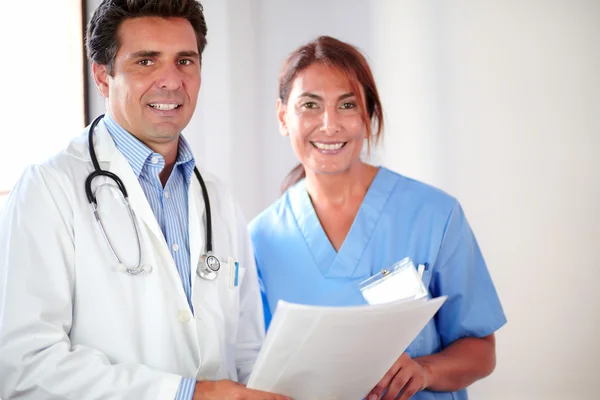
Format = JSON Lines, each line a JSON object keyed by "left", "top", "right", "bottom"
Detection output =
{"left": 94, "top": 16, "right": 201, "bottom": 147}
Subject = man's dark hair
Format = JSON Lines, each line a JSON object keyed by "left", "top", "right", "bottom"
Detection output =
{"left": 86, "top": 0, "right": 208, "bottom": 75}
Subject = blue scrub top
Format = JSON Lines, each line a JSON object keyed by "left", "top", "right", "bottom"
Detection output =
{"left": 249, "top": 167, "right": 506, "bottom": 400}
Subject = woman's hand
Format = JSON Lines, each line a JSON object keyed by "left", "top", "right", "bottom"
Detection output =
{"left": 367, "top": 352, "right": 430, "bottom": 400}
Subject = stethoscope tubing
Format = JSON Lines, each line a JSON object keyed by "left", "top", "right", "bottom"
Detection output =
{"left": 85, "top": 115, "right": 216, "bottom": 276}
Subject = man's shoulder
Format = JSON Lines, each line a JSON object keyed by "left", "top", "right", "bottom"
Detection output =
{"left": 195, "top": 168, "right": 234, "bottom": 203}
{"left": 6, "top": 130, "right": 94, "bottom": 209}
{"left": 193, "top": 168, "right": 249, "bottom": 228}
{"left": 38, "top": 133, "right": 90, "bottom": 179}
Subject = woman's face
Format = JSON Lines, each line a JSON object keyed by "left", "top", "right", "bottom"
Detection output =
{"left": 278, "top": 63, "right": 367, "bottom": 177}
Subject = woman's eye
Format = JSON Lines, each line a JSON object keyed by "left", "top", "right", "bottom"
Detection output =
{"left": 340, "top": 102, "right": 357, "bottom": 109}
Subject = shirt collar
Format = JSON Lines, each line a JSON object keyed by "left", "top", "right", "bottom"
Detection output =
{"left": 103, "top": 113, "right": 195, "bottom": 182}
{"left": 176, "top": 135, "right": 195, "bottom": 184}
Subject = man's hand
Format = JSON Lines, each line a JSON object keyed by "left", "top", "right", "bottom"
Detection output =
{"left": 367, "top": 353, "right": 430, "bottom": 400}
{"left": 192, "top": 379, "right": 292, "bottom": 400}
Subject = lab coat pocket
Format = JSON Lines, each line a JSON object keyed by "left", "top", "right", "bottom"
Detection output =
{"left": 217, "top": 259, "right": 246, "bottom": 379}
{"left": 215, "top": 259, "right": 245, "bottom": 330}
{"left": 192, "top": 259, "right": 245, "bottom": 380}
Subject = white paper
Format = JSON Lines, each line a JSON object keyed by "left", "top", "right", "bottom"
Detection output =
{"left": 247, "top": 296, "right": 446, "bottom": 400}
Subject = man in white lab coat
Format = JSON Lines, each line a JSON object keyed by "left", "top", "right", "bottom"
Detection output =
{"left": 0, "top": 1, "right": 289, "bottom": 399}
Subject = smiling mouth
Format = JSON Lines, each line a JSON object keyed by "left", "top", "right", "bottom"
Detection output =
{"left": 311, "top": 142, "right": 346, "bottom": 151}
{"left": 149, "top": 103, "right": 181, "bottom": 111}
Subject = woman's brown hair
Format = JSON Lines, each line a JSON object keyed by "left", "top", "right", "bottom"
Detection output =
{"left": 279, "top": 36, "right": 384, "bottom": 193}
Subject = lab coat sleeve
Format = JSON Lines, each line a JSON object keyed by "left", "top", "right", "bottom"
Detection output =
{"left": 0, "top": 165, "right": 183, "bottom": 400}
{"left": 233, "top": 204, "right": 265, "bottom": 384}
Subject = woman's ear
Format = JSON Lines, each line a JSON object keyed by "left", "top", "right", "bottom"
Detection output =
{"left": 276, "top": 98, "right": 289, "bottom": 137}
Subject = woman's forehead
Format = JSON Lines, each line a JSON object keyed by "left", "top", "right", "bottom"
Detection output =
{"left": 291, "top": 64, "right": 356, "bottom": 95}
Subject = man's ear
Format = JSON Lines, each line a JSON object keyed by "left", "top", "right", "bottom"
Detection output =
{"left": 276, "top": 98, "right": 289, "bottom": 137}
{"left": 92, "top": 63, "right": 110, "bottom": 98}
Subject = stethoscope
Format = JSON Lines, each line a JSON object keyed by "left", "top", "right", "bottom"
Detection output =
{"left": 85, "top": 114, "right": 221, "bottom": 280}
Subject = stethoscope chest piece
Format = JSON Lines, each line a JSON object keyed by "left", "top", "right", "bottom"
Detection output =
{"left": 197, "top": 251, "right": 221, "bottom": 280}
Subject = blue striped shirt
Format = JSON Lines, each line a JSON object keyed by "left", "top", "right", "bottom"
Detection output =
{"left": 103, "top": 114, "right": 197, "bottom": 400}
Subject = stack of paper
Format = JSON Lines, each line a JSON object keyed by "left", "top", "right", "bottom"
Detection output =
{"left": 247, "top": 296, "right": 446, "bottom": 400}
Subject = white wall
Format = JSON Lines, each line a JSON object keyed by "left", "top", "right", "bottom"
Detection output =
{"left": 187, "top": 0, "right": 373, "bottom": 219}
{"left": 84, "top": 1, "right": 600, "bottom": 398}
{"left": 373, "top": 1, "right": 600, "bottom": 399}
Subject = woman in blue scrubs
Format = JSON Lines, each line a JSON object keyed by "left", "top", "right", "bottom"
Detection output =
{"left": 249, "top": 36, "right": 506, "bottom": 400}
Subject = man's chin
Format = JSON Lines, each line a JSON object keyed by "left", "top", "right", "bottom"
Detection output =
{"left": 148, "top": 123, "right": 184, "bottom": 140}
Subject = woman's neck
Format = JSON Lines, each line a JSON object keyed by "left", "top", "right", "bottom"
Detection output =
{"left": 305, "top": 162, "right": 379, "bottom": 207}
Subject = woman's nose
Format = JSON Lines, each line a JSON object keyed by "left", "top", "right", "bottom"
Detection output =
{"left": 320, "top": 109, "right": 341, "bottom": 135}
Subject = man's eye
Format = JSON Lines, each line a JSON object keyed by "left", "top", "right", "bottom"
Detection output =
{"left": 179, "top": 59, "right": 193, "bottom": 66}
{"left": 138, "top": 59, "right": 154, "bottom": 66}
{"left": 301, "top": 102, "right": 318, "bottom": 109}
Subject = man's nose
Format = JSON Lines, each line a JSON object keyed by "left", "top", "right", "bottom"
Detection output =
{"left": 155, "top": 63, "right": 183, "bottom": 91}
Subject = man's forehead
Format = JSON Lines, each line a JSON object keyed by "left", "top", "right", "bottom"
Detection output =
{"left": 117, "top": 16, "right": 198, "bottom": 52}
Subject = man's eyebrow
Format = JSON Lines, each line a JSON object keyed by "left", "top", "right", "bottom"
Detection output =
{"left": 129, "top": 50, "right": 161, "bottom": 59}
{"left": 177, "top": 51, "right": 200, "bottom": 59}
{"left": 127, "top": 50, "right": 200, "bottom": 59}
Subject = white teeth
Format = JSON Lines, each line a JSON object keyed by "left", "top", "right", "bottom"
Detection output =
{"left": 150, "top": 103, "right": 179, "bottom": 110}
{"left": 313, "top": 142, "right": 344, "bottom": 150}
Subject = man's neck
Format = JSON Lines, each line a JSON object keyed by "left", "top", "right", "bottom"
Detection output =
{"left": 104, "top": 112, "right": 180, "bottom": 187}
{"left": 158, "top": 144, "right": 178, "bottom": 187}
{"left": 154, "top": 142, "right": 179, "bottom": 172}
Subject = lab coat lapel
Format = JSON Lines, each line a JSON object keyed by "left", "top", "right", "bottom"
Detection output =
{"left": 80, "top": 121, "right": 195, "bottom": 317}
{"left": 89, "top": 122, "right": 166, "bottom": 250}
{"left": 188, "top": 172, "right": 206, "bottom": 291}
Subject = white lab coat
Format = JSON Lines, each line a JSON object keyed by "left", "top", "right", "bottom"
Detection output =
{"left": 0, "top": 121, "right": 265, "bottom": 399}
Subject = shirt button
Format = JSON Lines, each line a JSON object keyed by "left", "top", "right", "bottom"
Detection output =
{"left": 164, "top": 191, "right": 170, "bottom": 199}
{"left": 178, "top": 310, "right": 191, "bottom": 323}
{"left": 172, "top": 243, "right": 180, "bottom": 252}
{"left": 151, "top": 156, "right": 159, "bottom": 164}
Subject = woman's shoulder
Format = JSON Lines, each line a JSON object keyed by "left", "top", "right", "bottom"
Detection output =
{"left": 378, "top": 167, "right": 459, "bottom": 211}
{"left": 249, "top": 191, "right": 295, "bottom": 240}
